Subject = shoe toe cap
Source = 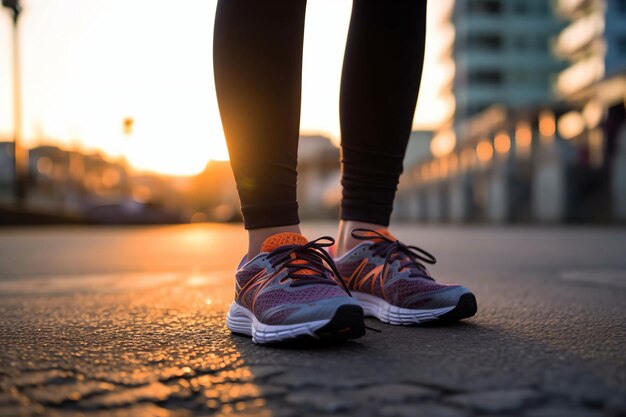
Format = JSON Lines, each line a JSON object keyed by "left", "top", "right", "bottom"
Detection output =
{"left": 261, "top": 296, "right": 361, "bottom": 325}
{"left": 401, "top": 284, "right": 473, "bottom": 310}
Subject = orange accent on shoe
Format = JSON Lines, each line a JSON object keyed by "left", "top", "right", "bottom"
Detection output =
{"left": 260, "top": 232, "right": 316, "bottom": 276}
{"left": 261, "top": 232, "right": 308, "bottom": 252}
{"left": 347, "top": 258, "right": 368, "bottom": 286}
{"left": 239, "top": 269, "right": 271, "bottom": 305}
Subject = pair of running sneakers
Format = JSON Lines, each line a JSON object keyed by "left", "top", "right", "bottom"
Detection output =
{"left": 226, "top": 228, "right": 477, "bottom": 344}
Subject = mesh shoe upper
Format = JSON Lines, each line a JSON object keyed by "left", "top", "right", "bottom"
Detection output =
{"left": 234, "top": 233, "right": 359, "bottom": 325}
{"left": 334, "top": 229, "right": 471, "bottom": 310}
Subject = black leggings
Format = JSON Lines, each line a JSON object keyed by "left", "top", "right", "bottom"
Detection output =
{"left": 214, "top": 0, "right": 426, "bottom": 229}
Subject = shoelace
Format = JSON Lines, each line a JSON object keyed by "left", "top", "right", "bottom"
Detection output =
{"left": 351, "top": 228, "right": 437, "bottom": 281}
{"left": 267, "top": 236, "right": 382, "bottom": 333}
{"left": 267, "top": 236, "right": 353, "bottom": 295}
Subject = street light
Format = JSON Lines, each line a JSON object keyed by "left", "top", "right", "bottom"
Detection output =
{"left": 2, "top": 0, "right": 27, "bottom": 207}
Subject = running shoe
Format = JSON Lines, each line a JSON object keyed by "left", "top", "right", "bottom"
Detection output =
{"left": 226, "top": 232, "right": 365, "bottom": 344}
{"left": 333, "top": 228, "right": 477, "bottom": 325}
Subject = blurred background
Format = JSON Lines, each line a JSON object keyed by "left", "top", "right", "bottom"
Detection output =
{"left": 1, "top": 0, "right": 625, "bottom": 226}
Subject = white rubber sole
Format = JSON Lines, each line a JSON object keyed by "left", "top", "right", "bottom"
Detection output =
{"left": 226, "top": 302, "right": 330, "bottom": 344}
{"left": 353, "top": 291, "right": 456, "bottom": 325}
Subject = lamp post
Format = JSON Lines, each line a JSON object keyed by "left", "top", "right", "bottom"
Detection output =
{"left": 2, "top": 0, "right": 27, "bottom": 207}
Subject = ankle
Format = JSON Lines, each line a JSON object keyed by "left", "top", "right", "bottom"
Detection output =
{"left": 247, "top": 224, "right": 302, "bottom": 258}
{"left": 335, "top": 220, "right": 387, "bottom": 257}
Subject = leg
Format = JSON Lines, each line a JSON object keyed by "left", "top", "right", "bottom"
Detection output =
{"left": 337, "top": 0, "right": 427, "bottom": 255}
{"left": 215, "top": 1, "right": 367, "bottom": 343}
{"left": 213, "top": 0, "right": 307, "bottom": 256}
{"left": 332, "top": 1, "right": 475, "bottom": 324}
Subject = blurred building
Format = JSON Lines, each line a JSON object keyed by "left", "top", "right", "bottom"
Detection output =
{"left": 394, "top": 0, "right": 626, "bottom": 224}
{"left": 552, "top": 0, "right": 626, "bottom": 220}
{"left": 88, "top": 171, "right": 184, "bottom": 225}
{"left": 550, "top": 0, "right": 626, "bottom": 168}
{"left": 452, "top": 0, "right": 564, "bottom": 126}
{"left": 1, "top": 143, "right": 189, "bottom": 224}
{"left": 27, "top": 145, "right": 130, "bottom": 214}
{"left": 553, "top": 0, "right": 626, "bottom": 99}
{"left": 185, "top": 160, "right": 240, "bottom": 223}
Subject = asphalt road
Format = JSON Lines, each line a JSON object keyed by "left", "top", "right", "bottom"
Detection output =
{"left": 0, "top": 223, "right": 625, "bottom": 417}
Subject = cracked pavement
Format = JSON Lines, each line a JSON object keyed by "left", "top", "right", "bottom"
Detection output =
{"left": 0, "top": 223, "right": 625, "bottom": 417}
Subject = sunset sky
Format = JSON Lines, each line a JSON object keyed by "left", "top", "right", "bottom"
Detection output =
{"left": 0, "top": 0, "right": 453, "bottom": 176}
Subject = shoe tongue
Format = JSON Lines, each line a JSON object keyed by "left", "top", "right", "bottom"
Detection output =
{"left": 261, "top": 232, "right": 308, "bottom": 253}
{"left": 370, "top": 228, "right": 428, "bottom": 276}
{"left": 261, "top": 233, "right": 321, "bottom": 277}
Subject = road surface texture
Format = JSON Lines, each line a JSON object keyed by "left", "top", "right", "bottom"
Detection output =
{"left": 0, "top": 223, "right": 625, "bottom": 417}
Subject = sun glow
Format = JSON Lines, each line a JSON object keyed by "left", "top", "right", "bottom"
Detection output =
{"left": 0, "top": 0, "right": 452, "bottom": 176}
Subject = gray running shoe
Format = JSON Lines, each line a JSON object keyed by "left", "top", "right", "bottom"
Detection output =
{"left": 226, "top": 232, "right": 365, "bottom": 344}
{"left": 333, "top": 228, "right": 477, "bottom": 325}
